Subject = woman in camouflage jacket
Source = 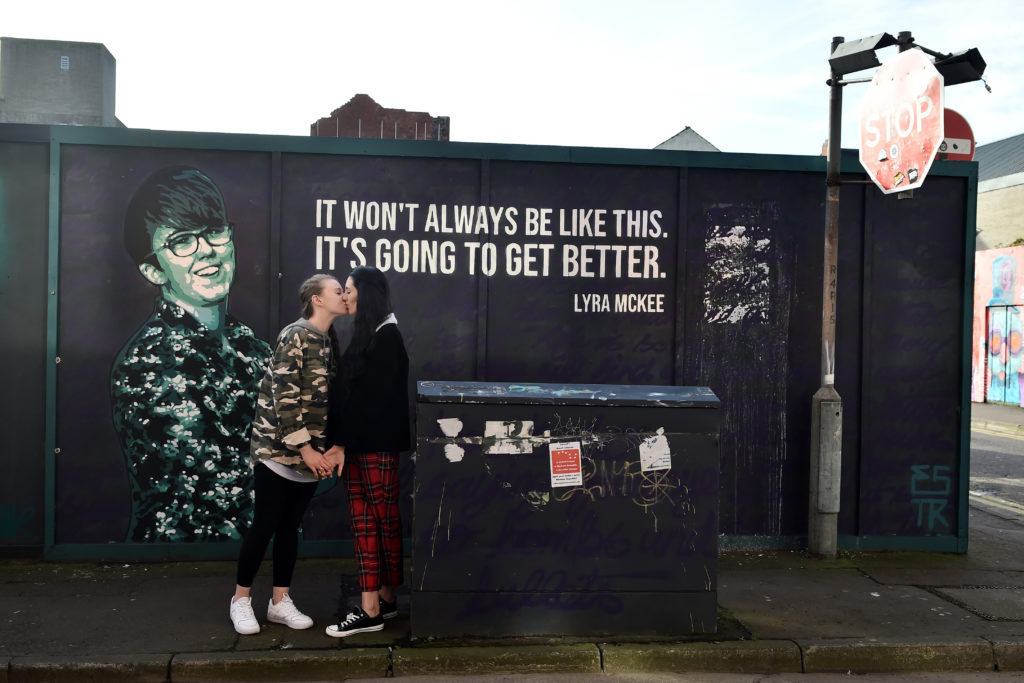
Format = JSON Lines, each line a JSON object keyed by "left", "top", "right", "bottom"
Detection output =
{"left": 228, "top": 273, "right": 347, "bottom": 635}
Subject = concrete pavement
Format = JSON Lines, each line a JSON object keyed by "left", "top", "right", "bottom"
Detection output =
{"left": 1, "top": 402, "right": 1023, "bottom": 681}
{"left": 971, "top": 401, "right": 1024, "bottom": 437}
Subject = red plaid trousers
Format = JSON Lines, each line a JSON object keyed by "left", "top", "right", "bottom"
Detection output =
{"left": 343, "top": 451, "right": 403, "bottom": 592}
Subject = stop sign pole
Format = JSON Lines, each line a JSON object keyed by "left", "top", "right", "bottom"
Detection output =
{"left": 813, "top": 32, "right": 921, "bottom": 559}
{"left": 810, "top": 36, "right": 846, "bottom": 559}
{"left": 813, "top": 32, "right": 985, "bottom": 558}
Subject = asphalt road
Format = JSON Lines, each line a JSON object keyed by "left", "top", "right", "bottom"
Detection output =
{"left": 970, "top": 427, "right": 1024, "bottom": 523}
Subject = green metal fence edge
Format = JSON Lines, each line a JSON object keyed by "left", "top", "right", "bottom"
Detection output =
{"left": 40, "top": 533, "right": 961, "bottom": 562}
{"left": 5, "top": 123, "right": 981, "bottom": 177}
{"left": 45, "top": 124, "right": 826, "bottom": 171}
{"left": 838, "top": 533, "right": 963, "bottom": 552}
{"left": 958, "top": 165, "right": 980, "bottom": 553}
{"left": 43, "top": 540, "right": 359, "bottom": 562}
{"left": 719, "top": 534, "right": 961, "bottom": 552}
{"left": 43, "top": 131, "right": 61, "bottom": 557}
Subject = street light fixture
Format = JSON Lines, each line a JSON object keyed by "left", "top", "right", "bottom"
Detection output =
{"left": 829, "top": 33, "right": 987, "bottom": 83}
{"left": 933, "top": 48, "right": 988, "bottom": 87}
{"left": 828, "top": 32, "right": 897, "bottom": 75}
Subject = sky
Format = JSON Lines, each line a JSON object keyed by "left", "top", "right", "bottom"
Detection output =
{"left": 5, "top": 0, "right": 1022, "bottom": 155}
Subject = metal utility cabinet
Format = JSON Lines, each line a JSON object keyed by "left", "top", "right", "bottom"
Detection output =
{"left": 412, "top": 381, "right": 721, "bottom": 638}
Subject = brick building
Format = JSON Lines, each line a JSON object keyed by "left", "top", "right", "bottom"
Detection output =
{"left": 311, "top": 93, "right": 449, "bottom": 141}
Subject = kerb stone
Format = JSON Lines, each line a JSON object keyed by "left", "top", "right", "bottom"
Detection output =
{"left": 801, "top": 638, "right": 995, "bottom": 673}
{"left": 170, "top": 648, "right": 388, "bottom": 682}
{"left": 601, "top": 640, "right": 802, "bottom": 673}
{"left": 993, "top": 638, "right": 1024, "bottom": 671}
{"left": 393, "top": 644, "right": 601, "bottom": 675}
{"left": 9, "top": 653, "right": 170, "bottom": 682}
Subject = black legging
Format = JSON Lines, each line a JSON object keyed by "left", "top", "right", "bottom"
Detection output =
{"left": 236, "top": 463, "right": 318, "bottom": 588}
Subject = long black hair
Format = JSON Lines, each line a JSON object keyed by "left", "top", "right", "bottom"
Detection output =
{"left": 338, "top": 266, "right": 393, "bottom": 386}
{"left": 346, "top": 266, "right": 393, "bottom": 355}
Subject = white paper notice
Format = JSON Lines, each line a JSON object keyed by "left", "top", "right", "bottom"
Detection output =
{"left": 639, "top": 428, "right": 672, "bottom": 472}
{"left": 549, "top": 441, "right": 583, "bottom": 488}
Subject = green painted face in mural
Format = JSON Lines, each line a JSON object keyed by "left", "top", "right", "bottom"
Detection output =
{"left": 141, "top": 224, "right": 236, "bottom": 309}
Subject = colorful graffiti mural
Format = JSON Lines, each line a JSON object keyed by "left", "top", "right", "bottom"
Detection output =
{"left": 973, "top": 247, "right": 1024, "bottom": 405}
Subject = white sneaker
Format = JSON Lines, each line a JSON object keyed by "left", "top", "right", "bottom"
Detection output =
{"left": 266, "top": 594, "right": 313, "bottom": 630}
{"left": 230, "top": 596, "right": 260, "bottom": 635}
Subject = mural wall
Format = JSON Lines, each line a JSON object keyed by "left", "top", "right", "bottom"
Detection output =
{"left": 972, "top": 247, "right": 1024, "bottom": 405}
{"left": 0, "top": 125, "right": 976, "bottom": 558}
{"left": 56, "top": 147, "right": 280, "bottom": 546}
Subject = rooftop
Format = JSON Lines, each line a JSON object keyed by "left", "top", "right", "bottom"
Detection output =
{"left": 975, "top": 131, "right": 1024, "bottom": 182}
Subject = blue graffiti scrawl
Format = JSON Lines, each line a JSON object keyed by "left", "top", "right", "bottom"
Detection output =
{"left": 0, "top": 504, "right": 37, "bottom": 541}
{"left": 910, "top": 465, "right": 951, "bottom": 531}
{"left": 110, "top": 167, "right": 271, "bottom": 542}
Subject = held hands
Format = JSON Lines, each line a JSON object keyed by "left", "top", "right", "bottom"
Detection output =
{"left": 300, "top": 444, "right": 334, "bottom": 480}
{"left": 324, "top": 445, "right": 346, "bottom": 477}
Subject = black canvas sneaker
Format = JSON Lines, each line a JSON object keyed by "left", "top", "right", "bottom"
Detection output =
{"left": 325, "top": 607, "right": 384, "bottom": 637}
{"left": 379, "top": 596, "right": 398, "bottom": 620}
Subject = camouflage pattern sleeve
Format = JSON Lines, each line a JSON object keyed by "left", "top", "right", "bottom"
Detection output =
{"left": 250, "top": 325, "right": 332, "bottom": 473}
{"left": 270, "top": 328, "right": 312, "bottom": 447}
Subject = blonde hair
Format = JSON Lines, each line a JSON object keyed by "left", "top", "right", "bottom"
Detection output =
{"left": 299, "top": 273, "right": 338, "bottom": 318}
{"left": 297, "top": 273, "right": 341, "bottom": 369}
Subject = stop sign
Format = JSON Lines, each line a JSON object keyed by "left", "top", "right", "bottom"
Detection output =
{"left": 859, "top": 49, "right": 944, "bottom": 194}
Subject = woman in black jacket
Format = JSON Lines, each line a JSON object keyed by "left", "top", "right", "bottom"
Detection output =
{"left": 324, "top": 266, "right": 410, "bottom": 638}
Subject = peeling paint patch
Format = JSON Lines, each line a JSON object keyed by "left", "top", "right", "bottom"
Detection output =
{"left": 437, "top": 417, "right": 464, "bottom": 437}
{"left": 704, "top": 221, "right": 772, "bottom": 324}
{"left": 485, "top": 420, "right": 534, "bottom": 438}
{"left": 698, "top": 201, "right": 789, "bottom": 536}
{"left": 443, "top": 444, "right": 465, "bottom": 463}
{"left": 639, "top": 427, "right": 672, "bottom": 472}
{"left": 424, "top": 424, "right": 604, "bottom": 451}
{"left": 484, "top": 420, "right": 536, "bottom": 454}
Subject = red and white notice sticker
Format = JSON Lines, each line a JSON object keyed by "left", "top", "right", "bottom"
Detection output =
{"left": 549, "top": 441, "right": 583, "bottom": 488}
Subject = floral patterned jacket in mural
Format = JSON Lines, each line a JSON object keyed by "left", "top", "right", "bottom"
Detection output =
{"left": 110, "top": 299, "right": 271, "bottom": 542}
